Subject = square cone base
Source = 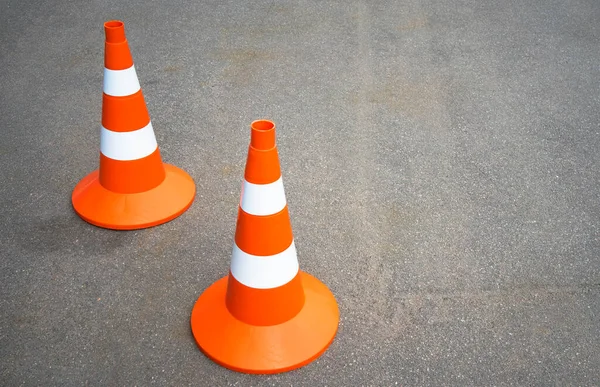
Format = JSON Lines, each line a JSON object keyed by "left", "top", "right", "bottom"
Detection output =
{"left": 72, "top": 164, "right": 196, "bottom": 230}
{"left": 190, "top": 271, "right": 339, "bottom": 374}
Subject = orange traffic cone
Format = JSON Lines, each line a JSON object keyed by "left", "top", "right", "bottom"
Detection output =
{"left": 190, "top": 120, "right": 339, "bottom": 374}
{"left": 72, "top": 20, "right": 195, "bottom": 230}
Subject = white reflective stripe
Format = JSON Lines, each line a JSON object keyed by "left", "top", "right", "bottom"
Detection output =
{"left": 100, "top": 122, "right": 158, "bottom": 161}
{"left": 103, "top": 65, "right": 141, "bottom": 97}
{"left": 230, "top": 241, "right": 299, "bottom": 289}
{"left": 240, "top": 177, "right": 287, "bottom": 216}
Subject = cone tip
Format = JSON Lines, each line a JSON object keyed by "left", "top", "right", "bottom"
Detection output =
{"left": 104, "top": 20, "right": 126, "bottom": 43}
{"left": 250, "top": 120, "right": 276, "bottom": 150}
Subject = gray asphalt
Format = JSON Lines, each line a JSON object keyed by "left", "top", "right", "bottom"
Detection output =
{"left": 1, "top": 0, "right": 599, "bottom": 385}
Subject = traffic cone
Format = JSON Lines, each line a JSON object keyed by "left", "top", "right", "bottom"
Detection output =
{"left": 72, "top": 20, "right": 195, "bottom": 230}
{"left": 190, "top": 120, "right": 339, "bottom": 374}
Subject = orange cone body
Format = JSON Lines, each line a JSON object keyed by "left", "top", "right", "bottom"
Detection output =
{"left": 190, "top": 120, "right": 339, "bottom": 374}
{"left": 72, "top": 20, "right": 195, "bottom": 230}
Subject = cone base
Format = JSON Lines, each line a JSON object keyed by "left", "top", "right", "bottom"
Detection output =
{"left": 72, "top": 164, "right": 195, "bottom": 230}
{"left": 190, "top": 271, "right": 339, "bottom": 374}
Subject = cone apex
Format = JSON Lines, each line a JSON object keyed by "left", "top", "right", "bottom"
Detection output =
{"left": 104, "top": 20, "right": 126, "bottom": 43}
{"left": 250, "top": 119, "right": 276, "bottom": 150}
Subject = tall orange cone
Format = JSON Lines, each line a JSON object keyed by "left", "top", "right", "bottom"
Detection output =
{"left": 190, "top": 120, "right": 339, "bottom": 374}
{"left": 72, "top": 20, "right": 195, "bottom": 230}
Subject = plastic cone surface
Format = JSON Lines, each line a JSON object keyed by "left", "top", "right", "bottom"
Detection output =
{"left": 72, "top": 20, "right": 195, "bottom": 230}
{"left": 191, "top": 120, "right": 339, "bottom": 374}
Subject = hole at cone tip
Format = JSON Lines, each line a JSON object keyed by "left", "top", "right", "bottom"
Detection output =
{"left": 105, "top": 21, "right": 124, "bottom": 28}
{"left": 252, "top": 120, "right": 275, "bottom": 132}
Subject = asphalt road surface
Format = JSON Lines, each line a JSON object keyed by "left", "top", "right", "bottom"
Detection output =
{"left": 1, "top": 0, "right": 599, "bottom": 385}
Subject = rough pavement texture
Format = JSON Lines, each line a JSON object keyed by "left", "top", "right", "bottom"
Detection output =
{"left": 1, "top": 0, "right": 599, "bottom": 385}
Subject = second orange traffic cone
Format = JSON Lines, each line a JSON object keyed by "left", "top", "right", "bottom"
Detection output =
{"left": 191, "top": 120, "right": 339, "bottom": 374}
{"left": 72, "top": 21, "right": 195, "bottom": 230}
